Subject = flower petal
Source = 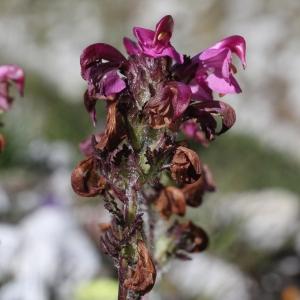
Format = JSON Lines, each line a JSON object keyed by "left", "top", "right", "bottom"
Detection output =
{"left": 199, "top": 48, "right": 231, "bottom": 80}
{"left": 133, "top": 27, "right": 155, "bottom": 48}
{"left": 188, "top": 100, "right": 236, "bottom": 138}
{"left": 80, "top": 43, "right": 126, "bottom": 80}
{"left": 181, "top": 120, "right": 210, "bottom": 146}
{"left": 123, "top": 37, "right": 140, "bottom": 55}
{"left": 168, "top": 81, "right": 191, "bottom": 119}
{"left": 0, "top": 64, "right": 25, "bottom": 96}
{"left": 153, "top": 15, "right": 174, "bottom": 47}
{"left": 206, "top": 73, "right": 242, "bottom": 94}
{"left": 212, "top": 35, "right": 247, "bottom": 68}
{"left": 102, "top": 70, "right": 126, "bottom": 96}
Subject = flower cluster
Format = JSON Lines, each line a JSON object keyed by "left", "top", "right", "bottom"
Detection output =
{"left": 0, "top": 65, "right": 24, "bottom": 152}
{"left": 71, "top": 15, "right": 246, "bottom": 300}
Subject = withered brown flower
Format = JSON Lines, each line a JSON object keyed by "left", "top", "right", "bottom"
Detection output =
{"left": 0, "top": 134, "right": 5, "bottom": 152}
{"left": 155, "top": 186, "right": 186, "bottom": 219}
{"left": 146, "top": 81, "right": 191, "bottom": 129}
{"left": 168, "top": 221, "right": 209, "bottom": 255}
{"left": 147, "top": 84, "right": 173, "bottom": 129}
{"left": 95, "top": 100, "right": 125, "bottom": 151}
{"left": 124, "top": 240, "right": 156, "bottom": 295}
{"left": 170, "top": 146, "right": 202, "bottom": 184}
{"left": 182, "top": 164, "right": 215, "bottom": 207}
{"left": 71, "top": 156, "right": 106, "bottom": 197}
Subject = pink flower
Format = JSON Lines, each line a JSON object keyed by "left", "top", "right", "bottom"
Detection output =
{"left": 80, "top": 43, "right": 127, "bottom": 124}
{"left": 196, "top": 35, "right": 246, "bottom": 96}
{"left": 123, "top": 15, "right": 183, "bottom": 63}
{"left": 0, "top": 65, "right": 24, "bottom": 112}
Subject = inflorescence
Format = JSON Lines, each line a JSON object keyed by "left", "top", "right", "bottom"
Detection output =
{"left": 71, "top": 15, "right": 246, "bottom": 300}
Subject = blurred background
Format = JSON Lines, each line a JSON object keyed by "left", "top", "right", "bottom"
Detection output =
{"left": 1, "top": 0, "right": 300, "bottom": 299}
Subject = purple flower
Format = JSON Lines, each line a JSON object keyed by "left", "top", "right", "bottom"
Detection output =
{"left": 172, "top": 35, "right": 246, "bottom": 100}
{"left": 123, "top": 15, "right": 183, "bottom": 63}
{"left": 195, "top": 35, "right": 246, "bottom": 96}
{"left": 80, "top": 43, "right": 127, "bottom": 124}
{"left": 0, "top": 65, "right": 24, "bottom": 112}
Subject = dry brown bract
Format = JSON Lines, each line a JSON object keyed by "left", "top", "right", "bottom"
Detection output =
{"left": 170, "top": 146, "right": 202, "bottom": 184}
{"left": 71, "top": 156, "right": 106, "bottom": 197}
{"left": 124, "top": 240, "right": 156, "bottom": 295}
{"left": 155, "top": 186, "right": 186, "bottom": 219}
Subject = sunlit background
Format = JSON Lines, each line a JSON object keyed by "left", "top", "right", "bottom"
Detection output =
{"left": 1, "top": 0, "right": 300, "bottom": 299}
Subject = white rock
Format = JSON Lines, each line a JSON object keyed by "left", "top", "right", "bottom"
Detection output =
{"left": 218, "top": 189, "right": 300, "bottom": 251}
{"left": 169, "top": 253, "right": 250, "bottom": 300}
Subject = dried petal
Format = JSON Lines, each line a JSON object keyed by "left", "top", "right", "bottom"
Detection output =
{"left": 155, "top": 186, "right": 186, "bottom": 219}
{"left": 95, "top": 100, "right": 126, "bottom": 151}
{"left": 182, "top": 165, "right": 215, "bottom": 207}
{"left": 170, "top": 146, "right": 202, "bottom": 184}
{"left": 185, "top": 100, "right": 236, "bottom": 140}
{"left": 168, "top": 221, "right": 209, "bottom": 254}
{"left": 71, "top": 156, "right": 106, "bottom": 197}
{"left": 147, "top": 81, "right": 191, "bottom": 129}
{"left": 124, "top": 240, "right": 156, "bottom": 295}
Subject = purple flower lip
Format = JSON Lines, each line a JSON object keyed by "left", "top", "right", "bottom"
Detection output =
{"left": 80, "top": 43, "right": 127, "bottom": 125}
{"left": 196, "top": 35, "right": 246, "bottom": 95}
{"left": 123, "top": 15, "right": 183, "bottom": 63}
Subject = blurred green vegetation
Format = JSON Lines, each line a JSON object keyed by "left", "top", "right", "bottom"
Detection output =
{"left": 197, "top": 133, "right": 300, "bottom": 196}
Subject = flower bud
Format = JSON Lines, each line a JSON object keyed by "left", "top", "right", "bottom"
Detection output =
{"left": 170, "top": 146, "right": 202, "bottom": 184}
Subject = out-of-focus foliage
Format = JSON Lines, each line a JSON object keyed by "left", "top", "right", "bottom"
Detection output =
{"left": 75, "top": 279, "right": 118, "bottom": 300}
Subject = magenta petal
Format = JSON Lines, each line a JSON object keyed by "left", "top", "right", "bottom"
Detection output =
{"left": 199, "top": 48, "right": 231, "bottom": 79}
{"left": 123, "top": 37, "right": 140, "bottom": 55}
{"left": 212, "top": 35, "right": 246, "bottom": 68}
{"left": 181, "top": 120, "right": 209, "bottom": 146}
{"left": 102, "top": 70, "right": 126, "bottom": 96}
{"left": 206, "top": 73, "right": 242, "bottom": 94}
{"left": 133, "top": 27, "right": 155, "bottom": 48}
{"left": 168, "top": 81, "right": 191, "bottom": 119}
{"left": 190, "top": 78, "right": 213, "bottom": 101}
{"left": 80, "top": 43, "right": 126, "bottom": 80}
{"left": 161, "top": 46, "right": 184, "bottom": 64}
{"left": 0, "top": 65, "right": 25, "bottom": 96}
{"left": 153, "top": 15, "right": 174, "bottom": 47}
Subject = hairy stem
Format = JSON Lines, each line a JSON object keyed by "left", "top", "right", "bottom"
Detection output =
{"left": 118, "top": 257, "right": 128, "bottom": 300}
